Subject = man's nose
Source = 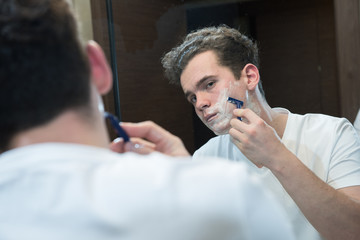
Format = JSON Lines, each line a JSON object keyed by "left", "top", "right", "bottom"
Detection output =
{"left": 195, "top": 92, "right": 210, "bottom": 111}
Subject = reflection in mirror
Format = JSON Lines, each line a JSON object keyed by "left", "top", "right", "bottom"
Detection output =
{"left": 91, "top": 0, "right": 341, "bottom": 153}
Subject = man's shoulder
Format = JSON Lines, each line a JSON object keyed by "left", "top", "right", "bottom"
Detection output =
{"left": 288, "top": 112, "right": 352, "bottom": 134}
{"left": 193, "top": 135, "right": 247, "bottom": 161}
{"left": 194, "top": 135, "right": 231, "bottom": 153}
{"left": 0, "top": 143, "right": 295, "bottom": 240}
{"left": 292, "top": 111, "right": 347, "bottom": 123}
{"left": 283, "top": 112, "right": 359, "bottom": 161}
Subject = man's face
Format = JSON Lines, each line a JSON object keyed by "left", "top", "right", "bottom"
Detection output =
{"left": 180, "top": 50, "right": 246, "bottom": 135}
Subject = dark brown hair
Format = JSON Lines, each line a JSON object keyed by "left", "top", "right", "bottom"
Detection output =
{"left": 0, "top": 0, "right": 91, "bottom": 151}
{"left": 161, "top": 25, "right": 264, "bottom": 95}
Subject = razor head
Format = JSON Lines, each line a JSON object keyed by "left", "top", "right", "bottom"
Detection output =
{"left": 227, "top": 97, "right": 244, "bottom": 109}
{"left": 227, "top": 97, "right": 243, "bottom": 121}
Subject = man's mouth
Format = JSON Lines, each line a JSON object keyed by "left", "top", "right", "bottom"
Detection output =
{"left": 205, "top": 113, "right": 218, "bottom": 123}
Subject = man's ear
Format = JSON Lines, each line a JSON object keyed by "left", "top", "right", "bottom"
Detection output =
{"left": 86, "top": 41, "right": 112, "bottom": 95}
{"left": 242, "top": 64, "right": 260, "bottom": 91}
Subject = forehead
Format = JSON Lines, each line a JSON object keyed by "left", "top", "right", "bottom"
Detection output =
{"left": 180, "top": 51, "right": 220, "bottom": 90}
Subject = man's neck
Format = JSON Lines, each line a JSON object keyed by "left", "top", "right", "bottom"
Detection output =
{"left": 246, "top": 90, "right": 288, "bottom": 139}
{"left": 259, "top": 104, "right": 288, "bottom": 139}
{"left": 9, "top": 111, "right": 110, "bottom": 150}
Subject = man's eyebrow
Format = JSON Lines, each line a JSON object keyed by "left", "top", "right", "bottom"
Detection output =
{"left": 184, "top": 75, "right": 214, "bottom": 99}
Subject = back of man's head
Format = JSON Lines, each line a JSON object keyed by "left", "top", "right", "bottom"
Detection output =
{"left": 0, "top": 0, "right": 91, "bottom": 152}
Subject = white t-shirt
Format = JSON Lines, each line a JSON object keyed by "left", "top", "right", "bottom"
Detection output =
{"left": 0, "top": 143, "right": 295, "bottom": 240}
{"left": 354, "top": 109, "right": 360, "bottom": 136}
{"left": 193, "top": 108, "right": 360, "bottom": 240}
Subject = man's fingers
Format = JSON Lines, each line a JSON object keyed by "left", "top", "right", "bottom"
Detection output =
{"left": 124, "top": 141, "right": 155, "bottom": 155}
{"left": 233, "top": 108, "right": 259, "bottom": 123}
{"left": 120, "top": 121, "right": 171, "bottom": 145}
{"left": 110, "top": 136, "right": 156, "bottom": 154}
{"left": 120, "top": 121, "right": 190, "bottom": 157}
{"left": 110, "top": 137, "right": 125, "bottom": 153}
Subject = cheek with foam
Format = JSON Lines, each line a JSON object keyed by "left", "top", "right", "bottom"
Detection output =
{"left": 205, "top": 88, "right": 236, "bottom": 135}
{"left": 212, "top": 88, "right": 230, "bottom": 113}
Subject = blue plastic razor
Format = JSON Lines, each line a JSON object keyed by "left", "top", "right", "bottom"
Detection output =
{"left": 104, "top": 112, "right": 130, "bottom": 142}
{"left": 227, "top": 97, "right": 244, "bottom": 120}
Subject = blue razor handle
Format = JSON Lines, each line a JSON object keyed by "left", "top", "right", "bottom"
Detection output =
{"left": 104, "top": 112, "right": 130, "bottom": 142}
{"left": 227, "top": 97, "right": 244, "bottom": 120}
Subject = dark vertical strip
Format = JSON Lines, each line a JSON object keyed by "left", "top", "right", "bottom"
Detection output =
{"left": 105, "top": 0, "right": 122, "bottom": 120}
{"left": 334, "top": 0, "right": 360, "bottom": 121}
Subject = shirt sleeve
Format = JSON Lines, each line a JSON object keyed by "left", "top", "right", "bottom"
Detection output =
{"left": 327, "top": 118, "right": 360, "bottom": 189}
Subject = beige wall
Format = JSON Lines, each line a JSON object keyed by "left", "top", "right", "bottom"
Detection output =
{"left": 71, "top": 0, "right": 93, "bottom": 42}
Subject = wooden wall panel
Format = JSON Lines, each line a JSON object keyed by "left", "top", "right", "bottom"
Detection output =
{"left": 334, "top": 0, "right": 360, "bottom": 122}
{"left": 317, "top": 2, "right": 340, "bottom": 116}
{"left": 256, "top": 0, "right": 339, "bottom": 116}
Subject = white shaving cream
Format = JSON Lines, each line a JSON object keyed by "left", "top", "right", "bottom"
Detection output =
{"left": 202, "top": 83, "right": 239, "bottom": 135}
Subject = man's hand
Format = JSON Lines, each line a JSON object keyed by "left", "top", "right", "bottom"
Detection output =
{"left": 229, "top": 108, "right": 289, "bottom": 169}
{"left": 110, "top": 121, "right": 190, "bottom": 157}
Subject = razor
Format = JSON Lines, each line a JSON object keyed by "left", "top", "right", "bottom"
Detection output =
{"left": 227, "top": 97, "right": 244, "bottom": 120}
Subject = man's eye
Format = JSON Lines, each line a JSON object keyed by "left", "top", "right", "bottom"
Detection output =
{"left": 190, "top": 95, "right": 197, "bottom": 103}
{"left": 206, "top": 81, "right": 215, "bottom": 88}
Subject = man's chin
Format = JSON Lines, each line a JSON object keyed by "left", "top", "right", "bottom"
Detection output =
{"left": 211, "top": 128, "right": 229, "bottom": 136}
{"left": 203, "top": 121, "right": 230, "bottom": 136}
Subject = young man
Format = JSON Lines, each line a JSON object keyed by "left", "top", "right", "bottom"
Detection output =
{"left": 0, "top": 1, "right": 295, "bottom": 239}
{"left": 162, "top": 25, "right": 360, "bottom": 240}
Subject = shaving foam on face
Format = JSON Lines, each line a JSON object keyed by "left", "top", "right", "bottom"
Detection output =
{"left": 201, "top": 87, "right": 236, "bottom": 135}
